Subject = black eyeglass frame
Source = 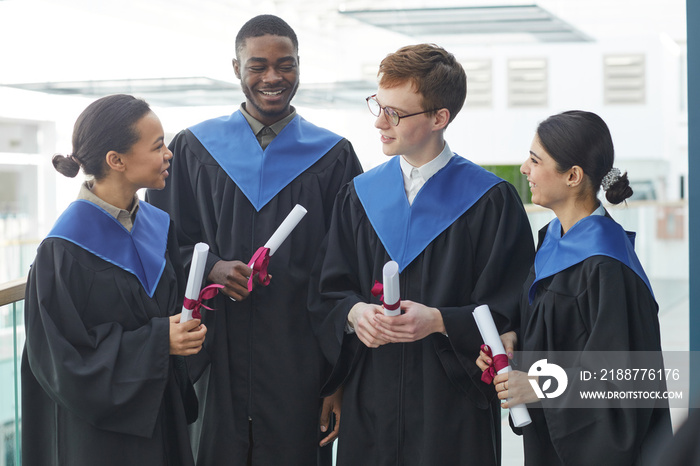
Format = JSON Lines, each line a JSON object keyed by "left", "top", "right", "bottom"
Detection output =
{"left": 366, "top": 94, "right": 440, "bottom": 126}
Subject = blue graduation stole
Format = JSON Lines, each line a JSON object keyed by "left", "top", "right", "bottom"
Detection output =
{"left": 189, "top": 110, "right": 343, "bottom": 211}
{"left": 354, "top": 155, "right": 502, "bottom": 272}
{"left": 46, "top": 199, "right": 170, "bottom": 298}
{"left": 528, "top": 214, "right": 654, "bottom": 303}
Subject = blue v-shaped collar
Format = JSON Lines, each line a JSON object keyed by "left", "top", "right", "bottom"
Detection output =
{"left": 189, "top": 111, "right": 343, "bottom": 211}
{"left": 354, "top": 155, "right": 502, "bottom": 271}
{"left": 46, "top": 200, "right": 170, "bottom": 297}
{"left": 528, "top": 214, "right": 654, "bottom": 303}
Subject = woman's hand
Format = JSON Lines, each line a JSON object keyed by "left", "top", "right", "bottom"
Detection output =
{"left": 169, "top": 314, "right": 207, "bottom": 355}
{"left": 493, "top": 371, "right": 539, "bottom": 408}
{"left": 476, "top": 331, "right": 517, "bottom": 371}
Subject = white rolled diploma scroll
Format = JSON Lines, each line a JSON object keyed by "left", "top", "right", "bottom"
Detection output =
{"left": 181, "top": 242, "right": 210, "bottom": 322}
{"left": 264, "top": 204, "right": 308, "bottom": 256}
{"left": 382, "top": 261, "right": 401, "bottom": 316}
{"left": 473, "top": 304, "right": 532, "bottom": 427}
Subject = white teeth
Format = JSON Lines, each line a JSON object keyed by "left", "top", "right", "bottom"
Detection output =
{"left": 261, "top": 90, "right": 283, "bottom": 96}
{"left": 529, "top": 182, "right": 536, "bottom": 188}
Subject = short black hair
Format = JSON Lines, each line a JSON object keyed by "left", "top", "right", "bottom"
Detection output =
{"left": 235, "top": 14, "right": 298, "bottom": 59}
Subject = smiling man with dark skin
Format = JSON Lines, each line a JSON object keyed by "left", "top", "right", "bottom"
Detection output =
{"left": 146, "top": 14, "right": 362, "bottom": 466}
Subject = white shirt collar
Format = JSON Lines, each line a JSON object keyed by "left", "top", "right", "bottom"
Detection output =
{"left": 399, "top": 142, "right": 453, "bottom": 184}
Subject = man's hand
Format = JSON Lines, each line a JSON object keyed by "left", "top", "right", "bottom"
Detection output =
{"left": 319, "top": 387, "right": 342, "bottom": 447}
{"left": 169, "top": 314, "right": 207, "bottom": 355}
{"left": 208, "top": 259, "right": 270, "bottom": 301}
{"left": 374, "top": 300, "right": 445, "bottom": 343}
{"left": 347, "top": 303, "right": 389, "bottom": 348}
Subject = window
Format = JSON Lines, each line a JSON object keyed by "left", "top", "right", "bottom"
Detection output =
{"left": 508, "top": 58, "right": 548, "bottom": 107}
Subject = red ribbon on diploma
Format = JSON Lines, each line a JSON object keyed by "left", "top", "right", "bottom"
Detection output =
{"left": 183, "top": 284, "right": 224, "bottom": 319}
{"left": 480, "top": 344, "right": 509, "bottom": 384}
{"left": 247, "top": 247, "right": 271, "bottom": 292}
{"left": 371, "top": 281, "right": 400, "bottom": 311}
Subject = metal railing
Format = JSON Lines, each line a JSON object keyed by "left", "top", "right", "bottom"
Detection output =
{"left": 1, "top": 277, "right": 25, "bottom": 466}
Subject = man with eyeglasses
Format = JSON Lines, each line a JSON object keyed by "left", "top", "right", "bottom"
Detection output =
{"left": 147, "top": 14, "right": 362, "bottom": 466}
{"left": 309, "top": 43, "right": 534, "bottom": 465}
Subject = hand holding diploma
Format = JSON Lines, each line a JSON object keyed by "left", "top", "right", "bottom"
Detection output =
{"left": 208, "top": 260, "right": 255, "bottom": 301}
{"left": 473, "top": 304, "right": 532, "bottom": 428}
{"left": 247, "top": 204, "right": 307, "bottom": 292}
{"left": 169, "top": 314, "right": 207, "bottom": 356}
{"left": 371, "top": 261, "right": 447, "bottom": 342}
{"left": 347, "top": 302, "right": 389, "bottom": 348}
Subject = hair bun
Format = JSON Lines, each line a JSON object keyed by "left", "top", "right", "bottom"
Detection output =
{"left": 604, "top": 171, "right": 633, "bottom": 205}
{"left": 52, "top": 154, "right": 81, "bottom": 178}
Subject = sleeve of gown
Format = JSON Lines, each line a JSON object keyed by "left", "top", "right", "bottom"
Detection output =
{"left": 308, "top": 183, "right": 366, "bottom": 394}
{"left": 146, "top": 130, "right": 219, "bottom": 274}
{"left": 436, "top": 183, "right": 534, "bottom": 394}
{"left": 544, "top": 260, "right": 670, "bottom": 466}
{"left": 24, "top": 240, "right": 172, "bottom": 438}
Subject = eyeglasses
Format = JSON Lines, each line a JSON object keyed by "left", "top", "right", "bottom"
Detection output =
{"left": 366, "top": 94, "right": 439, "bottom": 127}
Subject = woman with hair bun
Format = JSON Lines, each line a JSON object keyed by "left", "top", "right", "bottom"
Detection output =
{"left": 22, "top": 94, "right": 206, "bottom": 466}
{"left": 477, "top": 110, "right": 671, "bottom": 465}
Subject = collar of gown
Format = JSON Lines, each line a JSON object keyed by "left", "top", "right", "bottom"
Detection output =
{"left": 46, "top": 199, "right": 170, "bottom": 297}
{"left": 354, "top": 154, "right": 502, "bottom": 271}
{"left": 189, "top": 110, "right": 343, "bottom": 211}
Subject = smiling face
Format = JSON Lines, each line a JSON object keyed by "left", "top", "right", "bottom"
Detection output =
{"left": 234, "top": 34, "right": 299, "bottom": 126}
{"left": 122, "top": 111, "right": 172, "bottom": 191}
{"left": 520, "top": 134, "right": 572, "bottom": 210}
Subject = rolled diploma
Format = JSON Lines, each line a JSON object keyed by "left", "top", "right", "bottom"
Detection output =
{"left": 473, "top": 304, "right": 532, "bottom": 428}
{"left": 264, "top": 204, "right": 308, "bottom": 256}
{"left": 181, "top": 242, "right": 210, "bottom": 322}
{"left": 382, "top": 261, "right": 401, "bottom": 316}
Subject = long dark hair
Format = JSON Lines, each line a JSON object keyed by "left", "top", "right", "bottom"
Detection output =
{"left": 536, "top": 110, "right": 633, "bottom": 204}
{"left": 52, "top": 94, "right": 151, "bottom": 180}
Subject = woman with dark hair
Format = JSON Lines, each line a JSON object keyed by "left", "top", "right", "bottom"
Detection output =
{"left": 478, "top": 110, "right": 671, "bottom": 465}
{"left": 21, "top": 94, "right": 206, "bottom": 466}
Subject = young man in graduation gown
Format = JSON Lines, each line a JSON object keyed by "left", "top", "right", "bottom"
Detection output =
{"left": 146, "top": 14, "right": 362, "bottom": 466}
{"left": 308, "top": 44, "right": 534, "bottom": 465}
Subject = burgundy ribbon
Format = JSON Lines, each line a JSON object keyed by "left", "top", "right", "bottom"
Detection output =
{"left": 183, "top": 284, "right": 225, "bottom": 319}
{"left": 371, "top": 280, "right": 400, "bottom": 311}
{"left": 480, "top": 344, "right": 509, "bottom": 384}
{"left": 247, "top": 247, "right": 271, "bottom": 292}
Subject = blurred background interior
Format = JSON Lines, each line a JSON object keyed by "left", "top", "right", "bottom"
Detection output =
{"left": 0, "top": 0, "right": 690, "bottom": 464}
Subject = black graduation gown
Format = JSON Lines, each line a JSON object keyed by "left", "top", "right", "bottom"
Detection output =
{"left": 652, "top": 408, "right": 700, "bottom": 466}
{"left": 518, "top": 223, "right": 672, "bottom": 466}
{"left": 308, "top": 179, "right": 535, "bottom": 466}
{"left": 21, "top": 222, "right": 195, "bottom": 466}
{"left": 146, "top": 126, "right": 362, "bottom": 465}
